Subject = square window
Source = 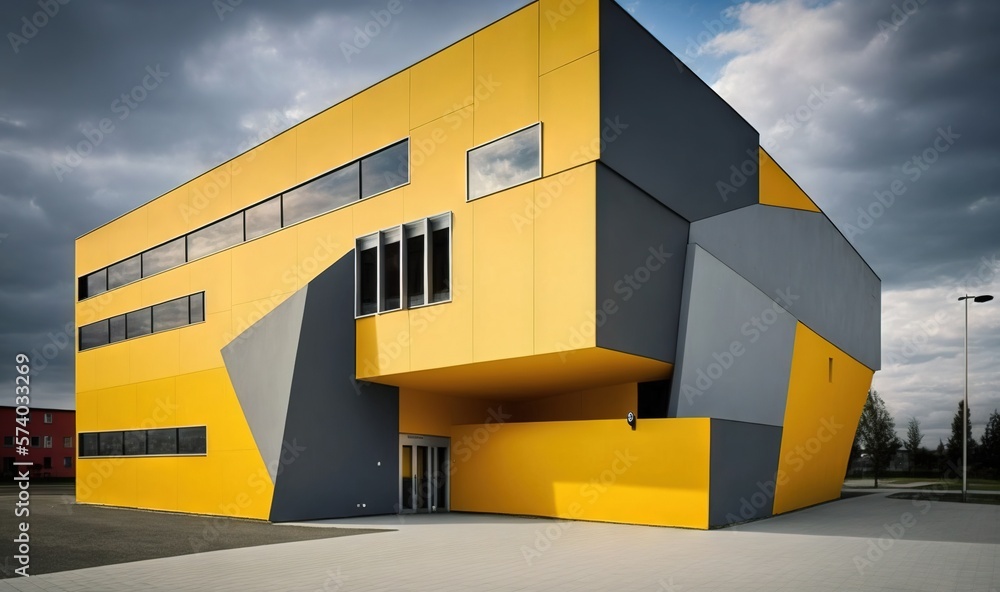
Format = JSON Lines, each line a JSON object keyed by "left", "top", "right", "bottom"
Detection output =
{"left": 44, "top": 413, "right": 53, "bottom": 424}
{"left": 123, "top": 431, "right": 146, "bottom": 456}
{"left": 43, "top": 436, "right": 52, "bottom": 448}
{"left": 146, "top": 428, "right": 178, "bottom": 455}
{"left": 98, "top": 432, "right": 123, "bottom": 456}
{"left": 80, "top": 434, "right": 99, "bottom": 457}
{"left": 178, "top": 427, "right": 207, "bottom": 455}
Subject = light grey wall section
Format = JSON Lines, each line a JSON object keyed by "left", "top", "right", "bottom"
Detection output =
{"left": 709, "top": 419, "right": 782, "bottom": 527}
{"left": 596, "top": 165, "right": 689, "bottom": 363}
{"left": 270, "top": 255, "right": 400, "bottom": 522}
{"left": 690, "top": 205, "right": 881, "bottom": 370}
{"left": 221, "top": 289, "right": 307, "bottom": 483}
{"left": 598, "top": 0, "right": 759, "bottom": 222}
{"left": 668, "top": 245, "right": 796, "bottom": 426}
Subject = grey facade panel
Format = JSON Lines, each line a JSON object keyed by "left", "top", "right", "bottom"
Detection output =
{"left": 221, "top": 289, "right": 307, "bottom": 483}
{"left": 596, "top": 165, "right": 689, "bottom": 363}
{"left": 709, "top": 419, "right": 782, "bottom": 527}
{"left": 668, "top": 245, "right": 796, "bottom": 427}
{"left": 598, "top": 0, "right": 759, "bottom": 222}
{"left": 690, "top": 205, "right": 881, "bottom": 370}
{"left": 269, "top": 254, "right": 400, "bottom": 522}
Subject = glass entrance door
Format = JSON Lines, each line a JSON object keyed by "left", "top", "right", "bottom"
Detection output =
{"left": 399, "top": 434, "right": 449, "bottom": 513}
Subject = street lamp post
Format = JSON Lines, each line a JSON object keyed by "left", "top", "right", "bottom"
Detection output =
{"left": 958, "top": 294, "right": 993, "bottom": 502}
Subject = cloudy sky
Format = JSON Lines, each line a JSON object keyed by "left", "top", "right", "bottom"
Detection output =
{"left": 1, "top": 0, "right": 997, "bottom": 446}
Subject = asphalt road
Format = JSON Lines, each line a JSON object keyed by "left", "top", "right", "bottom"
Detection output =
{"left": 0, "top": 482, "right": 386, "bottom": 578}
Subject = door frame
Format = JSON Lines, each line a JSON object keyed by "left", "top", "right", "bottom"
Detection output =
{"left": 398, "top": 433, "right": 450, "bottom": 514}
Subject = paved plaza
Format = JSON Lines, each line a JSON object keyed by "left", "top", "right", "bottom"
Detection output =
{"left": 2, "top": 491, "right": 998, "bottom": 591}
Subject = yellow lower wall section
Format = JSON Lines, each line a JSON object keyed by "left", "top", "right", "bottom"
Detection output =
{"left": 76, "top": 367, "right": 274, "bottom": 519}
{"left": 772, "top": 323, "right": 873, "bottom": 514}
{"left": 449, "top": 418, "right": 710, "bottom": 529}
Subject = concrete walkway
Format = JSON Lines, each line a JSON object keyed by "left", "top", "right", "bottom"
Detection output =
{"left": 2, "top": 492, "right": 998, "bottom": 591}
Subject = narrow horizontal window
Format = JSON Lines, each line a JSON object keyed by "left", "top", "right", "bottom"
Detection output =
{"left": 98, "top": 432, "right": 123, "bottom": 457}
{"left": 123, "top": 430, "right": 146, "bottom": 456}
{"left": 361, "top": 140, "right": 409, "bottom": 199}
{"left": 126, "top": 308, "right": 152, "bottom": 339}
{"left": 80, "top": 269, "right": 107, "bottom": 300}
{"left": 245, "top": 196, "right": 281, "bottom": 240}
{"left": 109, "top": 315, "right": 127, "bottom": 343}
{"left": 178, "top": 427, "right": 207, "bottom": 455}
{"left": 79, "top": 427, "right": 207, "bottom": 458}
{"left": 146, "top": 428, "right": 178, "bottom": 455}
{"left": 80, "top": 434, "right": 99, "bottom": 457}
{"left": 283, "top": 162, "right": 359, "bottom": 226}
{"left": 107, "top": 255, "right": 141, "bottom": 290}
{"left": 78, "top": 292, "right": 204, "bottom": 351}
{"left": 467, "top": 124, "right": 541, "bottom": 200}
{"left": 79, "top": 320, "right": 109, "bottom": 350}
{"left": 152, "top": 297, "right": 189, "bottom": 333}
{"left": 142, "top": 238, "right": 186, "bottom": 277}
{"left": 187, "top": 213, "right": 243, "bottom": 261}
{"left": 189, "top": 292, "right": 205, "bottom": 323}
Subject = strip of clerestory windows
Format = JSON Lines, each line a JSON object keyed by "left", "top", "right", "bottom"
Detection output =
{"left": 78, "top": 139, "right": 410, "bottom": 301}
{"left": 356, "top": 213, "right": 452, "bottom": 317}
{"left": 78, "top": 292, "right": 205, "bottom": 351}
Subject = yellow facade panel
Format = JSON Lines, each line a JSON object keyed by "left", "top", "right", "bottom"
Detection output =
{"left": 403, "top": 107, "right": 474, "bottom": 221}
{"left": 772, "top": 323, "right": 873, "bottom": 514}
{"left": 128, "top": 330, "right": 180, "bottom": 385}
{"left": 759, "top": 149, "right": 820, "bottom": 212}
{"left": 539, "top": 0, "right": 599, "bottom": 75}
{"left": 140, "top": 264, "right": 191, "bottom": 308}
{"left": 94, "top": 384, "right": 136, "bottom": 430}
{"left": 76, "top": 230, "right": 108, "bottom": 278}
{"left": 296, "top": 100, "right": 354, "bottom": 181}
{"left": 185, "top": 165, "right": 235, "bottom": 230}
{"left": 472, "top": 4, "right": 539, "bottom": 144}
{"left": 353, "top": 71, "right": 410, "bottom": 158}
{"left": 357, "top": 311, "right": 411, "bottom": 377}
{"left": 539, "top": 52, "right": 600, "bottom": 176}
{"left": 134, "top": 376, "right": 178, "bottom": 428}
{"left": 76, "top": 281, "right": 143, "bottom": 329}
{"left": 174, "top": 369, "right": 253, "bottom": 451}
{"left": 472, "top": 184, "right": 534, "bottom": 361}
{"left": 77, "top": 457, "right": 137, "bottom": 508}
{"left": 450, "top": 418, "right": 710, "bottom": 528}
{"left": 176, "top": 455, "right": 226, "bottom": 516}
{"left": 352, "top": 186, "right": 404, "bottom": 238}
{"left": 410, "top": 38, "right": 474, "bottom": 129}
{"left": 230, "top": 227, "right": 299, "bottom": 305}
{"left": 102, "top": 207, "right": 149, "bottom": 266}
{"left": 231, "top": 129, "right": 297, "bottom": 211}
{"left": 134, "top": 456, "right": 179, "bottom": 512}
{"left": 533, "top": 165, "right": 596, "bottom": 354}
{"left": 292, "top": 208, "right": 354, "bottom": 287}
{"left": 219, "top": 449, "right": 273, "bottom": 519}
{"left": 91, "top": 343, "right": 132, "bottom": 392}
{"left": 188, "top": 251, "right": 232, "bottom": 316}
{"left": 178, "top": 311, "right": 231, "bottom": 376}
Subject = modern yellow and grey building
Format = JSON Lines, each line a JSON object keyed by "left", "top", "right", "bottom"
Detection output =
{"left": 74, "top": 0, "right": 880, "bottom": 528}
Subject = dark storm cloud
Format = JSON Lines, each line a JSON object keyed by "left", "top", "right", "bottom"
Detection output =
{"left": 0, "top": 0, "right": 527, "bottom": 409}
{"left": 704, "top": 0, "right": 1000, "bottom": 443}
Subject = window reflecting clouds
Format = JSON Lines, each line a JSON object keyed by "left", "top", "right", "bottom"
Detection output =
{"left": 467, "top": 124, "right": 541, "bottom": 200}
{"left": 187, "top": 213, "right": 242, "bottom": 261}
{"left": 142, "top": 238, "right": 185, "bottom": 277}
{"left": 283, "top": 163, "right": 359, "bottom": 226}
{"left": 361, "top": 140, "right": 409, "bottom": 198}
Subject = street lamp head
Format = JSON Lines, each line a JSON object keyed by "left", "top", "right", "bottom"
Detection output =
{"left": 974, "top": 295, "right": 994, "bottom": 303}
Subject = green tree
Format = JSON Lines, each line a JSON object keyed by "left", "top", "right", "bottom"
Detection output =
{"left": 857, "top": 389, "right": 902, "bottom": 487}
{"left": 980, "top": 409, "right": 1000, "bottom": 478}
{"left": 947, "top": 400, "right": 976, "bottom": 468}
{"left": 905, "top": 417, "right": 923, "bottom": 473}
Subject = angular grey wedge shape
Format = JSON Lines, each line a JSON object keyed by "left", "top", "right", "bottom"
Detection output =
{"left": 221, "top": 289, "right": 308, "bottom": 483}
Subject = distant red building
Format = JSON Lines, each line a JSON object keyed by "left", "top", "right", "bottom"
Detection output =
{"left": 1, "top": 406, "right": 75, "bottom": 479}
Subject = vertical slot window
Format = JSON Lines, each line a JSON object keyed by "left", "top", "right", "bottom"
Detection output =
{"left": 429, "top": 214, "right": 452, "bottom": 303}
{"left": 357, "top": 235, "right": 379, "bottom": 316}
{"left": 382, "top": 228, "right": 402, "bottom": 312}
{"left": 405, "top": 221, "right": 426, "bottom": 307}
